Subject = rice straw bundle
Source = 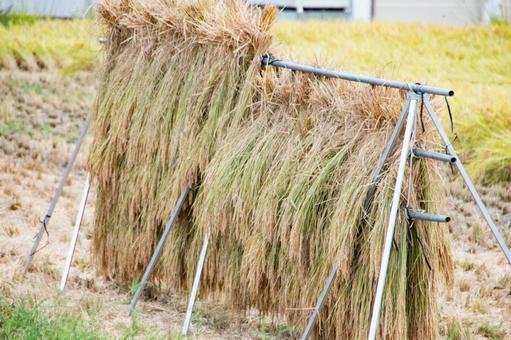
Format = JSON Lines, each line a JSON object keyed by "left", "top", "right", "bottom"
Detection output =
{"left": 89, "top": 0, "right": 453, "bottom": 338}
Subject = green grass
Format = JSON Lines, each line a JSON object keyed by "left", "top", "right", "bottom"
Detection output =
{"left": 0, "top": 120, "right": 25, "bottom": 137}
{"left": 0, "top": 10, "right": 39, "bottom": 27}
{"left": 0, "top": 16, "right": 98, "bottom": 74}
{"left": 477, "top": 322, "right": 506, "bottom": 339}
{"left": 1, "top": 16, "right": 509, "bottom": 182}
{"left": 0, "top": 298, "right": 101, "bottom": 339}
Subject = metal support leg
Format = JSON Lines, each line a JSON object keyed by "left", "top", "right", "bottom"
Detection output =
{"left": 302, "top": 99, "right": 413, "bottom": 339}
{"left": 182, "top": 233, "right": 210, "bottom": 336}
{"left": 301, "top": 266, "right": 337, "bottom": 340}
{"left": 24, "top": 111, "right": 93, "bottom": 273}
{"left": 59, "top": 174, "right": 91, "bottom": 292}
{"left": 366, "top": 98, "right": 411, "bottom": 202}
{"left": 368, "top": 94, "right": 418, "bottom": 340}
{"left": 129, "top": 187, "right": 190, "bottom": 315}
{"left": 424, "top": 98, "right": 511, "bottom": 265}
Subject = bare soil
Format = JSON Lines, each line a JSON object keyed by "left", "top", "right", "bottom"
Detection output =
{"left": 0, "top": 69, "right": 510, "bottom": 339}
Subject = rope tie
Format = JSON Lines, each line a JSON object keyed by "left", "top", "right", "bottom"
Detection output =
{"left": 30, "top": 214, "right": 51, "bottom": 256}
{"left": 443, "top": 97, "right": 458, "bottom": 175}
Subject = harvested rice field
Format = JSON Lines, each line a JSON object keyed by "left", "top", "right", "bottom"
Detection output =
{"left": 0, "top": 2, "right": 510, "bottom": 339}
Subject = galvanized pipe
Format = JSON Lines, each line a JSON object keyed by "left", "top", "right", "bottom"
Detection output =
{"left": 182, "top": 233, "right": 210, "bottom": 336}
{"left": 129, "top": 187, "right": 190, "bottom": 315}
{"left": 406, "top": 210, "right": 450, "bottom": 223}
{"left": 59, "top": 173, "right": 90, "bottom": 292}
{"left": 412, "top": 148, "right": 456, "bottom": 163}
{"left": 368, "top": 94, "right": 418, "bottom": 340}
{"left": 424, "top": 98, "right": 511, "bottom": 265}
{"left": 367, "top": 98, "right": 410, "bottom": 200}
{"left": 304, "top": 99, "right": 412, "bottom": 339}
{"left": 301, "top": 266, "right": 338, "bottom": 340}
{"left": 261, "top": 56, "right": 454, "bottom": 97}
{"left": 24, "top": 111, "right": 93, "bottom": 273}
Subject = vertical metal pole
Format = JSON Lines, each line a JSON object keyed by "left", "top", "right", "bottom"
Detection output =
{"left": 24, "top": 111, "right": 93, "bottom": 273}
{"left": 59, "top": 174, "right": 91, "bottom": 292}
{"left": 424, "top": 98, "right": 511, "bottom": 265}
{"left": 129, "top": 187, "right": 190, "bottom": 315}
{"left": 300, "top": 99, "right": 412, "bottom": 340}
{"left": 367, "top": 94, "right": 418, "bottom": 340}
{"left": 182, "top": 233, "right": 210, "bottom": 336}
{"left": 296, "top": 0, "right": 304, "bottom": 16}
{"left": 301, "top": 266, "right": 338, "bottom": 340}
{"left": 367, "top": 98, "right": 411, "bottom": 200}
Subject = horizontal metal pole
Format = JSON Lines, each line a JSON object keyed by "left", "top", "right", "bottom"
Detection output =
{"left": 412, "top": 148, "right": 457, "bottom": 163}
{"left": 406, "top": 210, "right": 451, "bottom": 223}
{"left": 261, "top": 56, "right": 454, "bottom": 97}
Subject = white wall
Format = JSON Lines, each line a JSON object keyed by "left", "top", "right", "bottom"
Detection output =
{"left": 505, "top": 0, "right": 511, "bottom": 20}
{"left": 249, "top": 0, "right": 351, "bottom": 9}
{"left": 0, "top": 0, "right": 93, "bottom": 18}
{"left": 374, "top": 0, "right": 484, "bottom": 25}
{"left": 352, "top": 0, "right": 372, "bottom": 21}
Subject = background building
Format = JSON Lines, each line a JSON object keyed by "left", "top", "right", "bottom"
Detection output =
{"left": 252, "top": 0, "right": 510, "bottom": 24}
{"left": 0, "top": 0, "right": 94, "bottom": 18}
{"left": 0, "top": 0, "right": 510, "bottom": 24}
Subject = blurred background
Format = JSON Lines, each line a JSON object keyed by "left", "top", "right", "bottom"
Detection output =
{"left": 0, "top": 1, "right": 510, "bottom": 339}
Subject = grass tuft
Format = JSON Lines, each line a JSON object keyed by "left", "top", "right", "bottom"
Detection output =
{"left": 0, "top": 9, "right": 39, "bottom": 27}
{"left": 0, "top": 298, "right": 101, "bottom": 339}
{"left": 0, "top": 18, "right": 99, "bottom": 73}
{"left": 477, "top": 322, "right": 506, "bottom": 339}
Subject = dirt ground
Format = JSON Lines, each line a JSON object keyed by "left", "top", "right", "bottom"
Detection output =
{"left": 1, "top": 69, "right": 510, "bottom": 339}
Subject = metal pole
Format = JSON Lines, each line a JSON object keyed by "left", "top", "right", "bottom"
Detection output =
{"left": 367, "top": 94, "right": 418, "bottom": 340}
{"left": 129, "top": 187, "right": 190, "bottom": 315}
{"left": 24, "top": 111, "right": 93, "bottom": 273}
{"left": 261, "top": 56, "right": 454, "bottom": 97}
{"left": 366, "top": 97, "right": 411, "bottom": 202}
{"left": 59, "top": 173, "right": 90, "bottom": 292}
{"left": 412, "top": 148, "right": 457, "bottom": 163}
{"left": 424, "top": 98, "right": 511, "bottom": 265}
{"left": 406, "top": 210, "right": 450, "bottom": 223}
{"left": 182, "top": 233, "right": 210, "bottom": 336}
{"left": 303, "top": 99, "right": 411, "bottom": 339}
{"left": 301, "top": 266, "right": 338, "bottom": 340}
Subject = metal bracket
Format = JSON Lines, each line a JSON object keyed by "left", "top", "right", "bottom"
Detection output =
{"left": 406, "top": 209, "right": 451, "bottom": 223}
{"left": 412, "top": 148, "right": 457, "bottom": 163}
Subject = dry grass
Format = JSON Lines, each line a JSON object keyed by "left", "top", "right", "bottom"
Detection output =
{"left": 272, "top": 20, "right": 511, "bottom": 183}
{"left": 88, "top": 1, "right": 453, "bottom": 338}
{"left": 2, "top": 10, "right": 509, "bottom": 181}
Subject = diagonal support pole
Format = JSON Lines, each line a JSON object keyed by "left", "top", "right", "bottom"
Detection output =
{"left": 304, "top": 96, "right": 413, "bottom": 339}
{"left": 129, "top": 186, "right": 190, "bottom": 316}
{"left": 182, "top": 233, "right": 210, "bottom": 336}
{"left": 59, "top": 173, "right": 91, "bottom": 292}
{"left": 301, "top": 266, "right": 337, "bottom": 340}
{"left": 369, "top": 99, "right": 411, "bottom": 192}
{"left": 368, "top": 93, "right": 419, "bottom": 340}
{"left": 424, "top": 98, "right": 511, "bottom": 265}
{"left": 24, "top": 111, "right": 93, "bottom": 273}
